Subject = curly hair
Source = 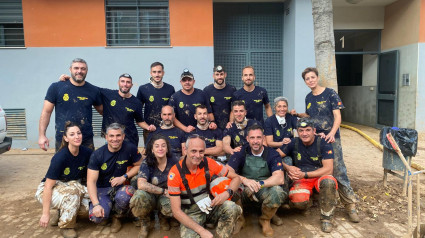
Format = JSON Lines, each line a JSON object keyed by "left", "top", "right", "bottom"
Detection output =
{"left": 144, "top": 134, "right": 172, "bottom": 167}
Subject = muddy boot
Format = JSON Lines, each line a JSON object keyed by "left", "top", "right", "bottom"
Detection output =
{"left": 138, "top": 218, "right": 150, "bottom": 238}
{"left": 259, "top": 207, "right": 278, "bottom": 237}
{"left": 233, "top": 214, "right": 245, "bottom": 235}
{"left": 159, "top": 215, "right": 170, "bottom": 231}
{"left": 271, "top": 214, "right": 283, "bottom": 226}
{"left": 345, "top": 203, "right": 360, "bottom": 223}
{"left": 321, "top": 219, "right": 332, "bottom": 233}
{"left": 110, "top": 216, "right": 122, "bottom": 233}
{"left": 61, "top": 228, "right": 77, "bottom": 238}
{"left": 50, "top": 209, "right": 60, "bottom": 226}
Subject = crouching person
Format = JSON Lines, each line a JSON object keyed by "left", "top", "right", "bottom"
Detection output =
{"left": 87, "top": 123, "right": 141, "bottom": 232}
{"left": 226, "top": 124, "right": 286, "bottom": 237}
{"left": 36, "top": 122, "right": 92, "bottom": 238}
{"left": 281, "top": 118, "right": 338, "bottom": 233}
{"left": 130, "top": 134, "right": 179, "bottom": 238}
{"left": 168, "top": 134, "right": 242, "bottom": 238}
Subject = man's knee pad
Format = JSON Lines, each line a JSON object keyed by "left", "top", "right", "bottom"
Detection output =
{"left": 319, "top": 178, "right": 336, "bottom": 190}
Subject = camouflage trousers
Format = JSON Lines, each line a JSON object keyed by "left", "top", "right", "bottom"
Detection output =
{"left": 129, "top": 190, "right": 172, "bottom": 219}
{"left": 332, "top": 138, "right": 358, "bottom": 205}
{"left": 89, "top": 185, "right": 135, "bottom": 223}
{"left": 181, "top": 200, "right": 242, "bottom": 238}
{"left": 241, "top": 185, "right": 286, "bottom": 209}
{"left": 35, "top": 180, "right": 90, "bottom": 228}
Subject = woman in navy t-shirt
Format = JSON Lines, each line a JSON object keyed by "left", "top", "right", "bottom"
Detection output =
{"left": 35, "top": 122, "right": 92, "bottom": 238}
{"left": 130, "top": 134, "right": 179, "bottom": 236}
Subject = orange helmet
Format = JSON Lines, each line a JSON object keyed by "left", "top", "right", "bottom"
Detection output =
{"left": 210, "top": 177, "right": 231, "bottom": 199}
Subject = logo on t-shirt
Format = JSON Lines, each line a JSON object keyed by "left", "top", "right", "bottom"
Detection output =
{"left": 126, "top": 107, "right": 134, "bottom": 112}
{"left": 327, "top": 150, "right": 333, "bottom": 154}
{"left": 101, "top": 163, "right": 107, "bottom": 170}
{"left": 78, "top": 166, "right": 85, "bottom": 170}
{"left": 64, "top": 167, "right": 70, "bottom": 175}
{"left": 254, "top": 99, "right": 262, "bottom": 103}
{"left": 297, "top": 153, "right": 301, "bottom": 160}
{"left": 116, "top": 160, "right": 128, "bottom": 165}
{"left": 77, "top": 96, "right": 88, "bottom": 101}
{"left": 235, "top": 135, "right": 240, "bottom": 142}
{"left": 63, "top": 93, "right": 69, "bottom": 101}
{"left": 192, "top": 103, "right": 201, "bottom": 107}
{"left": 276, "top": 130, "right": 280, "bottom": 137}
{"left": 110, "top": 100, "right": 116, "bottom": 106}
{"left": 210, "top": 96, "right": 215, "bottom": 103}
{"left": 224, "top": 97, "right": 232, "bottom": 100}
{"left": 162, "top": 97, "right": 170, "bottom": 101}
{"left": 307, "top": 102, "right": 311, "bottom": 109}
{"left": 179, "top": 102, "right": 184, "bottom": 108}
{"left": 169, "top": 136, "right": 178, "bottom": 139}
{"left": 317, "top": 100, "right": 326, "bottom": 105}
{"left": 149, "top": 96, "right": 154, "bottom": 102}
{"left": 169, "top": 172, "right": 175, "bottom": 180}
{"left": 310, "top": 156, "right": 318, "bottom": 161}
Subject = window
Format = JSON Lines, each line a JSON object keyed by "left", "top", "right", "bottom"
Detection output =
{"left": 106, "top": 0, "right": 170, "bottom": 46}
{"left": 0, "top": 0, "right": 24, "bottom": 47}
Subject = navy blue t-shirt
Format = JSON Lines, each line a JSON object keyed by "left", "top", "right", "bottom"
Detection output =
{"left": 137, "top": 82, "right": 175, "bottom": 127}
{"left": 305, "top": 87, "right": 344, "bottom": 138}
{"left": 138, "top": 156, "right": 179, "bottom": 189}
{"left": 88, "top": 141, "right": 142, "bottom": 188}
{"left": 45, "top": 80, "right": 102, "bottom": 142}
{"left": 42, "top": 146, "right": 93, "bottom": 182}
{"left": 203, "top": 84, "right": 236, "bottom": 130}
{"left": 169, "top": 89, "right": 212, "bottom": 127}
{"left": 232, "top": 86, "right": 270, "bottom": 125}
{"left": 191, "top": 127, "right": 223, "bottom": 149}
{"left": 264, "top": 114, "right": 298, "bottom": 141}
{"left": 227, "top": 146, "right": 283, "bottom": 174}
{"left": 282, "top": 137, "right": 334, "bottom": 172}
{"left": 100, "top": 88, "right": 144, "bottom": 146}
{"left": 145, "top": 127, "right": 186, "bottom": 156}
{"left": 223, "top": 119, "right": 260, "bottom": 148}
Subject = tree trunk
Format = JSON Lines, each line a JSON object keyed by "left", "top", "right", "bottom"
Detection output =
{"left": 311, "top": 0, "right": 338, "bottom": 92}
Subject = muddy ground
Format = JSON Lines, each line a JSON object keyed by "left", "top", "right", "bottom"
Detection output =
{"left": 0, "top": 123, "right": 424, "bottom": 238}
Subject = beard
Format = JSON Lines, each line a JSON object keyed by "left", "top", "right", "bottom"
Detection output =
{"left": 71, "top": 73, "right": 86, "bottom": 83}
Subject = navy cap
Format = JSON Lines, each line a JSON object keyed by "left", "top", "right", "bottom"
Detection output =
{"left": 297, "top": 118, "right": 314, "bottom": 129}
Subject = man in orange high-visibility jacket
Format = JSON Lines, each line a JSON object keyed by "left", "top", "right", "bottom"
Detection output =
{"left": 168, "top": 134, "right": 242, "bottom": 238}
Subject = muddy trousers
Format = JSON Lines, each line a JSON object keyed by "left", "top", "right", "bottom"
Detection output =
{"left": 332, "top": 138, "right": 357, "bottom": 205}
{"left": 180, "top": 200, "right": 242, "bottom": 238}
{"left": 89, "top": 185, "right": 135, "bottom": 223}
{"left": 289, "top": 175, "right": 338, "bottom": 220}
{"left": 35, "top": 181, "right": 90, "bottom": 228}
{"left": 241, "top": 185, "right": 286, "bottom": 209}
{"left": 130, "top": 190, "right": 172, "bottom": 219}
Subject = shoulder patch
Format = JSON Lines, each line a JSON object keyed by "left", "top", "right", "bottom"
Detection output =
{"left": 327, "top": 150, "right": 333, "bottom": 154}
{"left": 168, "top": 172, "right": 175, "bottom": 180}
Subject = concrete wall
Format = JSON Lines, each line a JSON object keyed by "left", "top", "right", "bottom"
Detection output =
{"left": 333, "top": 6, "right": 385, "bottom": 29}
{"left": 417, "top": 42, "right": 425, "bottom": 132}
{"left": 282, "top": 0, "right": 315, "bottom": 112}
{"left": 0, "top": 46, "right": 214, "bottom": 148}
{"left": 339, "top": 86, "right": 376, "bottom": 127}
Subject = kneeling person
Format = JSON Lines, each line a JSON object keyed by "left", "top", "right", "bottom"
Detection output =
{"left": 168, "top": 135, "right": 242, "bottom": 238}
{"left": 281, "top": 118, "right": 338, "bottom": 233}
{"left": 130, "top": 134, "right": 179, "bottom": 238}
{"left": 87, "top": 123, "right": 141, "bottom": 232}
{"left": 226, "top": 124, "right": 285, "bottom": 237}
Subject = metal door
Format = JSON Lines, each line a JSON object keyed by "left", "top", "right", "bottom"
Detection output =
{"left": 213, "top": 3, "right": 284, "bottom": 102}
{"left": 377, "top": 51, "right": 399, "bottom": 127}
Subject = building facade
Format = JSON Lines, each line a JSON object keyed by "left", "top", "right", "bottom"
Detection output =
{"left": 0, "top": 0, "right": 424, "bottom": 148}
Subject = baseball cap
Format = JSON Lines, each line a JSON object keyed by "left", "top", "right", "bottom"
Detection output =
{"left": 180, "top": 68, "right": 194, "bottom": 80}
{"left": 119, "top": 73, "right": 132, "bottom": 80}
{"left": 213, "top": 65, "right": 225, "bottom": 72}
{"left": 297, "top": 118, "right": 314, "bottom": 129}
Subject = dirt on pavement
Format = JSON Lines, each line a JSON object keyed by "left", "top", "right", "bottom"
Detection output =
{"left": 0, "top": 123, "right": 424, "bottom": 238}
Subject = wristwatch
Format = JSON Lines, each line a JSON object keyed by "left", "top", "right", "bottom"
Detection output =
{"left": 259, "top": 180, "right": 265, "bottom": 188}
{"left": 304, "top": 172, "right": 308, "bottom": 179}
{"left": 123, "top": 173, "right": 129, "bottom": 180}
{"left": 226, "top": 189, "right": 234, "bottom": 198}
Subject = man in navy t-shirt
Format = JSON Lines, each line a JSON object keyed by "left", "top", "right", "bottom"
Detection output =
{"left": 190, "top": 105, "right": 223, "bottom": 158}
{"left": 87, "top": 123, "right": 141, "bottom": 232}
{"left": 223, "top": 100, "right": 260, "bottom": 155}
{"left": 279, "top": 118, "right": 337, "bottom": 233}
{"left": 137, "top": 62, "right": 175, "bottom": 142}
{"left": 145, "top": 105, "right": 186, "bottom": 159}
{"left": 232, "top": 66, "right": 273, "bottom": 126}
{"left": 100, "top": 73, "right": 155, "bottom": 147}
{"left": 169, "top": 69, "right": 216, "bottom": 133}
{"left": 203, "top": 65, "right": 236, "bottom": 130}
{"left": 39, "top": 58, "right": 102, "bottom": 152}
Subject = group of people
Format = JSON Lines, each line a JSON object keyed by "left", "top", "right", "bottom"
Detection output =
{"left": 36, "top": 58, "right": 359, "bottom": 238}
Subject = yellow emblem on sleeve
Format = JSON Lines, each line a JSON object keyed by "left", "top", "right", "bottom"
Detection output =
{"left": 149, "top": 95, "right": 154, "bottom": 102}
{"left": 297, "top": 153, "right": 301, "bottom": 160}
{"left": 101, "top": 163, "right": 107, "bottom": 170}
{"left": 64, "top": 167, "right": 70, "bottom": 175}
{"left": 210, "top": 96, "right": 215, "bottom": 103}
{"left": 63, "top": 93, "right": 69, "bottom": 101}
{"left": 307, "top": 102, "right": 311, "bottom": 109}
{"left": 276, "top": 130, "right": 280, "bottom": 137}
{"left": 110, "top": 100, "right": 116, "bottom": 106}
{"left": 179, "top": 102, "right": 184, "bottom": 108}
